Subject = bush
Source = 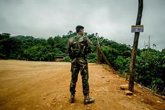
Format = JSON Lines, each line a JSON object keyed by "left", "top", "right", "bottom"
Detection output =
{"left": 88, "top": 53, "right": 96, "bottom": 63}
{"left": 135, "top": 50, "right": 165, "bottom": 94}
{"left": 114, "top": 56, "right": 130, "bottom": 73}
{"left": 63, "top": 56, "right": 71, "bottom": 62}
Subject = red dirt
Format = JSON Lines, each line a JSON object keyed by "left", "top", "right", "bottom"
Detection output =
{"left": 0, "top": 60, "right": 164, "bottom": 110}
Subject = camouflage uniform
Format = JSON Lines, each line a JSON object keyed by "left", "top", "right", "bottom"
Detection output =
{"left": 68, "top": 34, "right": 92, "bottom": 96}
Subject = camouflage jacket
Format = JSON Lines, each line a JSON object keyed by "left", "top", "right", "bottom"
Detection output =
{"left": 68, "top": 34, "right": 92, "bottom": 60}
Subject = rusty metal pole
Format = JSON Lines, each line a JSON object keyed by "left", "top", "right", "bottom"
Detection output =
{"left": 129, "top": 0, "right": 143, "bottom": 92}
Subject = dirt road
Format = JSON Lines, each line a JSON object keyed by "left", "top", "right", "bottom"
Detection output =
{"left": 0, "top": 60, "right": 164, "bottom": 110}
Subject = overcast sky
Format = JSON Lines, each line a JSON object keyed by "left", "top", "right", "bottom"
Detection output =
{"left": 0, "top": 0, "right": 165, "bottom": 50}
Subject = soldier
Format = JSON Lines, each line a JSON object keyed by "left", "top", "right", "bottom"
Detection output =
{"left": 68, "top": 25, "right": 95, "bottom": 104}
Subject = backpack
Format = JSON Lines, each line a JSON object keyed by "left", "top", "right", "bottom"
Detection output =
{"left": 68, "top": 36, "right": 87, "bottom": 59}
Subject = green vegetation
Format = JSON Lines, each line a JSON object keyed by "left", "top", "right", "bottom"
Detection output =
{"left": 0, "top": 32, "right": 164, "bottom": 95}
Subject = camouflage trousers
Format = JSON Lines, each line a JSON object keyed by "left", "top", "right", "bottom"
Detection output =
{"left": 70, "top": 58, "right": 89, "bottom": 96}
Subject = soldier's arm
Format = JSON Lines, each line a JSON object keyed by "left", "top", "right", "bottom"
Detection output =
{"left": 68, "top": 39, "right": 73, "bottom": 59}
{"left": 87, "top": 38, "right": 93, "bottom": 45}
{"left": 84, "top": 37, "right": 93, "bottom": 53}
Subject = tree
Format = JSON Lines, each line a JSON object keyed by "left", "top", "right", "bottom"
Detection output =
{"left": 0, "top": 33, "right": 10, "bottom": 40}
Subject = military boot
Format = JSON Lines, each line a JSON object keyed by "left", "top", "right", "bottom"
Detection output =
{"left": 84, "top": 95, "right": 95, "bottom": 104}
{"left": 70, "top": 94, "right": 75, "bottom": 103}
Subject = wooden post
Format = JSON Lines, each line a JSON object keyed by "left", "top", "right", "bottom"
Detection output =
{"left": 96, "top": 33, "right": 111, "bottom": 66}
{"left": 96, "top": 33, "right": 100, "bottom": 63}
{"left": 129, "top": 0, "right": 143, "bottom": 92}
{"left": 96, "top": 33, "right": 102, "bottom": 64}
